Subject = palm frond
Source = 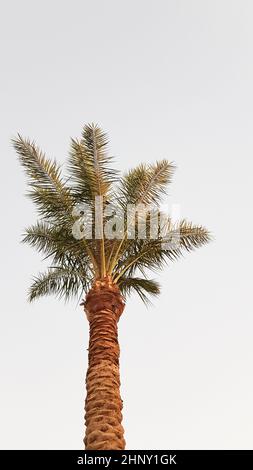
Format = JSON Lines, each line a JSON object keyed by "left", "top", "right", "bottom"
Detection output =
{"left": 113, "top": 221, "right": 211, "bottom": 282}
{"left": 119, "top": 277, "right": 160, "bottom": 305}
{"left": 28, "top": 265, "right": 90, "bottom": 303}
{"left": 174, "top": 220, "right": 211, "bottom": 251}
{"left": 68, "top": 123, "right": 118, "bottom": 202}
{"left": 118, "top": 160, "right": 175, "bottom": 206}
{"left": 107, "top": 161, "right": 174, "bottom": 272}
{"left": 67, "top": 124, "right": 119, "bottom": 277}
{"left": 22, "top": 220, "right": 91, "bottom": 266}
{"left": 13, "top": 135, "right": 73, "bottom": 220}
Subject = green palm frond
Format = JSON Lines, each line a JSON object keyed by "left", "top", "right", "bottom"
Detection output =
{"left": 13, "top": 135, "right": 73, "bottom": 221}
{"left": 68, "top": 123, "right": 119, "bottom": 277}
{"left": 166, "top": 220, "right": 211, "bottom": 253}
{"left": 119, "top": 277, "right": 160, "bottom": 304}
{"left": 107, "top": 162, "right": 174, "bottom": 272}
{"left": 22, "top": 221, "right": 91, "bottom": 266}
{"left": 118, "top": 160, "right": 175, "bottom": 206}
{"left": 28, "top": 265, "right": 90, "bottom": 303}
{"left": 68, "top": 123, "right": 118, "bottom": 202}
{"left": 113, "top": 221, "right": 211, "bottom": 282}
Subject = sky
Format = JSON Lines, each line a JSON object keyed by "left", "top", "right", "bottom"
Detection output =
{"left": 0, "top": 0, "right": 253, "bottom": 450}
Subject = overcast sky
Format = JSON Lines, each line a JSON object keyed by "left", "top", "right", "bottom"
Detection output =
{"left": 1, "top": 0, "right": 253, "bottom": 450}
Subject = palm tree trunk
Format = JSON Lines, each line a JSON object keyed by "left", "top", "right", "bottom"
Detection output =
{"left": 83, "top": 279, "right": 125, "bottom": 450}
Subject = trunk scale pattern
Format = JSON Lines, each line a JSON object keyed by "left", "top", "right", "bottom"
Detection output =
{"left": 83, "top": 278, "right": 125, "bottom": 450}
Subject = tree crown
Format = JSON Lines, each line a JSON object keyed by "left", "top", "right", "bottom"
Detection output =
{"left": 14, "top": 123, "right": 210, "bottom": 305}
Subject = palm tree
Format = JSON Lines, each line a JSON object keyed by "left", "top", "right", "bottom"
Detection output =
{"left": 14, "top": 123, "right": 210, "bottom": 450}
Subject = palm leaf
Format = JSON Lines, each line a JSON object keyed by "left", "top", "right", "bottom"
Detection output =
{"left": 22, "top": 220, "right": 92, "bottom": 266}
{"left": 68, "top": 123, "right": 118, "bottom": 276}
{"left": 119, "top": 277, "right": 160, "bottom": 304}
{"left": 113, "top": 221, "right": 211, "bottom": 282}
{"left": 107, "top": 161, "right": 174, "bottom": 272}
{"left": 28, "top": 265, "right": 90, "bottom": 303}
{"left": 118, "top": 160, "right": 175, "bottom": 206}
{"left": 68, "top": 123, "right": 118, "bottom": 202}
{"left": 13, "top": 135, "right": 73, "bottom": 220}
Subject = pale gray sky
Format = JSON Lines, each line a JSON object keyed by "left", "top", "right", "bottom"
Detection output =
{"left": 0, "top": 0, "right": 253, "bottom": 449}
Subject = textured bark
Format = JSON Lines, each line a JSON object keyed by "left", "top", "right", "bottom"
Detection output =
{"left": 83, "top": 278, "right": 125, "bottom": 450}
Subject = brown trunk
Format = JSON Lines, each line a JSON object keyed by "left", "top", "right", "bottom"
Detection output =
{"left": 83, "top": 278, "right": 125, "bottom": 450}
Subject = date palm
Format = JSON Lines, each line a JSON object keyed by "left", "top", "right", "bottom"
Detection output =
{"left": 14, "top": 124, "right": 210, "bottom": 450}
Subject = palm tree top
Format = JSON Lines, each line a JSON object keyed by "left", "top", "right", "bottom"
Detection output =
{"left": 14, "top": 123, "right": 210, "bottom": 305}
